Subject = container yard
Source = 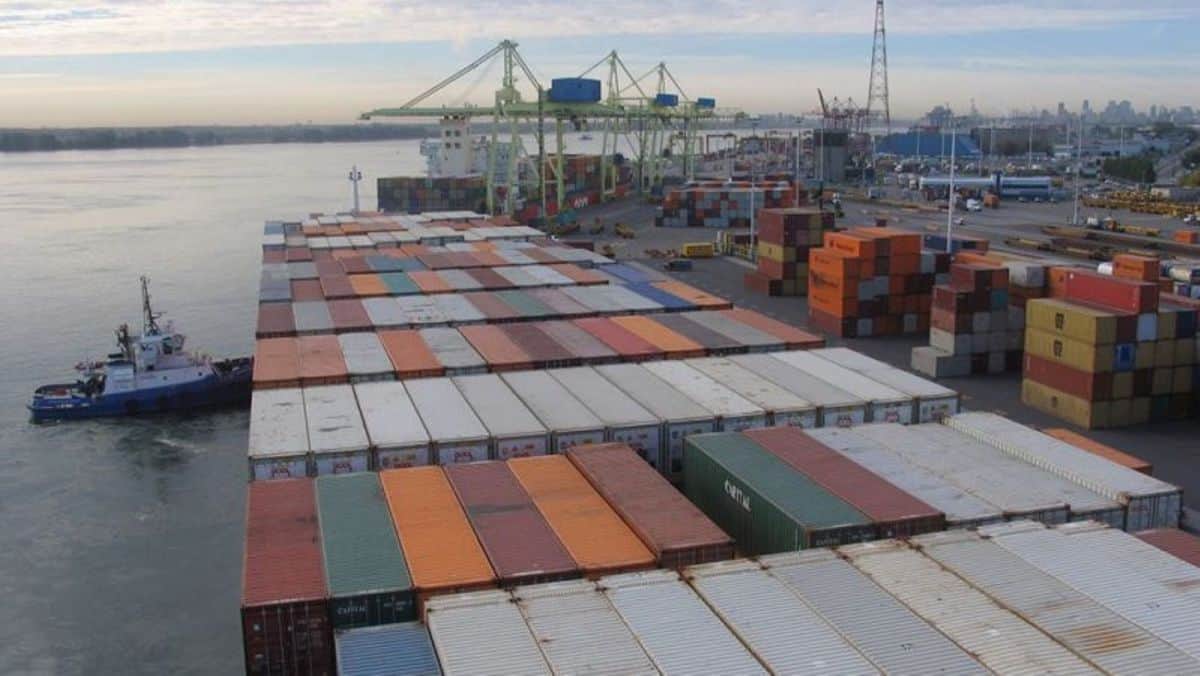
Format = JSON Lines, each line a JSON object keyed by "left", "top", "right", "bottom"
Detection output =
{"left": 238, "top": 209, "right": 1200, "bottom": 676}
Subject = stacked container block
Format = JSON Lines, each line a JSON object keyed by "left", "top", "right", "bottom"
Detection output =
{"left": 912, "top": 260, "right": 1018, "bottom": 378}
{"left": 742, "top": 207, "right": 835, "bottom": 297}
{"left": 656, "top": 181, "right": 798, "bottom": 229}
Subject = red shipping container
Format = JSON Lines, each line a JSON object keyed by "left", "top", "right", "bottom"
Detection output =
{"left": 1135, "top": 528, "right": 1200, "bottom": 567}
{"left": 291, "top": 279, "right": 326, "bottom": 302}
{"left": 744, "top": 428, "right": 945, "bottom": 538}
{"left": 567, "top": 443, "right": 734, "bottom": 568}
{"left": 327, "top": 299, "right": 372, "bottom": 332}
{"left": 462, "top": 291, "right": 520, "bottom": 322}
{"left": 719, "top": 308, "right": 824, "bottom": 349}
{"left": 537, "top": 320, "right": 621, "bottom": 363}
{"left": 339, "top": 256, "right": 371, "bottom": 275}
{"left": 1065, "top": 269, "right": 1158, "bottom": 313}
{"left": 500, "top": 323, "right": 579, "bottom": 368}
{"left": 263, "top": 249, "right": 286, "bottom": 264}
{"left": 573, "top": 317, "right": 662, "bottom": 361}
{"left": 1023, "top": 353, "right": 1113, "bottom": 401}
{"left": 256, "top": 303, "right": 296, "bottom": 338}
{"left": 444, "top": 462, "right": 578, "bottom": 586}
{"left": 241, "top": 479, "right": 332, "bottom": 676}
{"left": 1112, "top": 254, "right": 1159, "bottom": 282}
{"left": 318, "top": 274, "right": 355, "bottom": 300}
{"left": 285, "top": 247, "right": 312, "bottom": 263}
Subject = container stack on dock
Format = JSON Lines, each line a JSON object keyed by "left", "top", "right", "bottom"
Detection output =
{"left": 1021, "top": 268, "right": 1197, "bottom": 427}
{"left": 911, "top": 260, "right": 1019, "bottom": 378}
{"left": 742, "top": 207, "right": 834, "bottom": 297}
{"left": 656, "top": 181, "right": 798, "bottom": 228}
{"left": 377, "top": 177, "right": 488, "bottom": 214}
{"left": 807, "top": 227, "right": 946, "bottom": 337}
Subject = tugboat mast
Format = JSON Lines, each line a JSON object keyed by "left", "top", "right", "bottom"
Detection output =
{"left": 141, "top": 275, "right": 162, "bottom": 336}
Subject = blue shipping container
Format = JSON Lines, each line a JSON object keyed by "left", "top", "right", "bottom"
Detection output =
{"left": 625, "top": 283, "right": 696, "bottom": 311}
{"left": 696, "top": 97, "right": 716, "bottom": 109}
{"left": 336, "top": 622, "right": 442, "bottom": 676}
{"left": 549, "top": 78, "right": 602, "bottom": 103}
{"left": 655, "top": 93, "right": 679, "bottom": 107}
{"left": 603, "top": 263, "right": 653, "bottom": 284}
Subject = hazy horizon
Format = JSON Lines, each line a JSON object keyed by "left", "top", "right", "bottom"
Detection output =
{"left": 3, "top": 1, "right": 1199, "bottom": 127}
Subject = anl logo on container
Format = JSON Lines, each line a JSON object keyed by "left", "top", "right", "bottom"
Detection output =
{"left": 724, "top": 479, "right": 751, "bottom": 512}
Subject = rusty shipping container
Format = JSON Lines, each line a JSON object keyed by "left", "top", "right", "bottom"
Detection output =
{"left": 508, "top": 455, "right": 655, "bottom": 576}
{"left": 241, "top": 479, "right": 333, "bottom": 676}
{"left": 1136, "top": 528, "right": 1200, "bottom": 567}
{"left": 567, "top": 443, "right": 733, "bottom": 568}
{"left": 445, "top": 461, "right": 578, "bottom": 586}
{"left": 743, "top": 427, "right": 946, "bottom": 538}
{"left": 458, "top": 324, "right": 535, "bottom": 372}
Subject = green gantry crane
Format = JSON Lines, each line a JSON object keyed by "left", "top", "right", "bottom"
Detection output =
{"left": 359, "top": 39, "right": 737, "bottom": 217}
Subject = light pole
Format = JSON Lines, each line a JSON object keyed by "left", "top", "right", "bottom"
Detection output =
{"left": 1073, "top": 114, "right": 1083, "bottom": 225}
{"left": 946, "top": 126, "right": 957, "bottom": 253}
{"left": 348, "top": 165, "right": 363, "bottom": 215}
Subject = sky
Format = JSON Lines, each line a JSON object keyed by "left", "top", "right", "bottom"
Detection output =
{"left": 2, "top": 1, "right": 1199, "bottom": 127}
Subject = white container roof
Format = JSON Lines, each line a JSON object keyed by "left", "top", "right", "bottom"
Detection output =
{"left": 686, "top": 358, "right": 814, "bottom": 413}
{"left": 731, "top": 353, "right": 864, "bottom": 408}
{"left": 771, "top": 351, "right": 911, "bottom": 404}
{"left": 452, "top": 374, "right": 546, "bottom": 438}
{"left": 338, "top": 332, "right": 393, "bottom": 376}
{"left": 248, "top": 388, "right": 309, "bottom": 458}
{"left": 501, "top": 370, "right": 604, "bottom": 433}
{"left": 594, "top": 363, "right": 713, "bottom": 423}
{"left": 642, "top": 360, "right": 763, "bottom": 418}
{"left": 352, "top": 381, "right": 429, "bottom": 449}
{"left": 303, "top": 384, "right": 369, "bottom": 454}
{"left": 546, "top": 367, "right": 658, "bottom": 427}
{"left": 426, "top": 590, "right": 550, "bottom": 676}
{"left": 405, "top": 378, "right": 488, "bottom": 443}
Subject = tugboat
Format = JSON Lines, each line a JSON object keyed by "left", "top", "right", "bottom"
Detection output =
{"left": 29, "top": 277, "right": 252, "bottom": 422}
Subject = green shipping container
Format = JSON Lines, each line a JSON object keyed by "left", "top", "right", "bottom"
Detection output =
{"left": 495, "top": 290, "right": 556, "bottom": 319}
{"left": 379, "top": 272, "right": 420, "bottom": 296}
{"left": 683, "top": 432, "right": 874, "bottom": 555}
{"left": 316, "top": 473, "right": 416, "bottom": 629}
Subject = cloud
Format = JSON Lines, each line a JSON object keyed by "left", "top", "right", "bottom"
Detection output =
{"left": 1, "top": 0, "right": 1198, "bottom": 56}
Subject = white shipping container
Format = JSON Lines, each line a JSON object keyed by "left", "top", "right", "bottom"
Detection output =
{"left": 452, "top": 374, "right": 549, "bottom": 460}
{"left": 303, "top": 385, "right": 370, "bottom": 475}
{"left": 805, "top": 427, "right": 1005, "bottom": 529}
{"left": 686, "top": 357, "right": 816, "bottom": 428}
{"left": 679, "top": 311, "right": 783, "bottom": 352}
{"left": 546, "top": 367, "right": 662, "bottom": 465}
{"left": 522, "top": 265, "right": 574, "bottom": 287}
{"left": 248, "top": 388, "right": 311, "bottom": 480}
{"left": 561, "top": 285, "right": 624, "bottom": 314}
{"left": 811, "top": 348, "right": 960, "bottom": 422}
{"left": 945, "top": 412, "right": 1182, "bottom": 529}
{"left": 419, "top": 328, "right": 486, "bottom": 376}
{"left": 687, "top": 560, "right": 879, "bottom": 675}
{"left": 501, "top": 371, "right": 605, "bottom": 452}
{"left": 771, "top": 351, "right": 914, "bottom": 424}
{"left": 405, "top": 378, "right": 490, "bottom": 464}
{"left": 983, "top": 521, "right": 1200, "bottom": 661}
{"left": 327, "top": 235, "right": 352, "bottom": 249}
{"left": 494, "top": 265, "right": 541, "bottom": 288}
{"left": 495, "top": 249, "right": 536, "bottom": 266}
{"left": 363, "top": 297, "right": 408, "bottom": 328}
{"left": 338, "top": 332, "right": 395, "bottom": 382}
{"left": 437, "top": 268, "right": 483, "bottom": 292}
{"left": 348, "top": 235, "right": 374, "bottom": 248}
{"left": 287, "top": 261, "right": 318, "bottom": 280}
{"left": 353, "top": 381, "right": 431, "bottom": 469}
{"left": 425, "top": 590, "right": 550, "bottom": 676}
{"left": 1057, "top": 521, "right": 1200, "bottom": 600}
{"left": 843, "top": 540, "right": 1102, "bottom": 675}
{"left": 397, "top": 296, "right": 450, "bottom": 326}
{"left": 601, "top": 570, "right": 767, "bottom": 675}
{"left": 853, "top": 424, "right": 1087, "bottom": 525}
{"left": 761, "top": 549, "right": 988, "bottom": 675}
{"left": 915, "top": 529, "right": 1200, "bottom": 674}
{"left": 643, "top": 360, "right": 767, "bottom": 431}
{"left": 594, "top": 363, "right": 717, "bottom": 477}
{"left": 292, "top": 301, "right": 334, "bottom": 335}
{"left": 432, "top": 294, "right": 486, "bottom": 325}
{"left": 731, "top": 353, "right": 868, "bottom": 427}
{"left": 513, "top": 580, "right": 657, "bottom": 675}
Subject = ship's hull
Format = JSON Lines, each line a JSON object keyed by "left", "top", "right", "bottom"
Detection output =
{"left": 29, "top": 363, "right": 251, "bottom": 422}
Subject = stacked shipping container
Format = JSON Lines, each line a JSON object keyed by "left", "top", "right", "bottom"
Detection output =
{"left": 911, "top": 260, "right": 1020, "bottom": 377}
{"left": 743, "top": 207, "right": 834, "bottom": 296}
{"left": 656, "top": 181, "right": 797, "bottom": 228}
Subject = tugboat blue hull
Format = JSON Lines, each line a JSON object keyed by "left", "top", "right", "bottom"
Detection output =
{"left": 29, "top": 368, "right": 251, "bottom": 422}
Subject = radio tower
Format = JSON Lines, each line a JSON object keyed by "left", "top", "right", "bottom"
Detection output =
{"left": 866, "top": 0, "right": 891, "bottom": 134}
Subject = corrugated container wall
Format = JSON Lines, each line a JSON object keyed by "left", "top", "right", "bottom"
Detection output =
{"left": 336, "top": 622, "right": 441, "bottom": 676}
{"left": 425, "top": 590, "right": 550, "bottom": 676}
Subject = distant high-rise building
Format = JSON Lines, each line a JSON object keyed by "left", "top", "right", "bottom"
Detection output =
{"left": 1056, "top": 102, "right": 1067, "bottom": 119}
{"left": 1081, "top": 100, "right": 1091, "bottom": 117}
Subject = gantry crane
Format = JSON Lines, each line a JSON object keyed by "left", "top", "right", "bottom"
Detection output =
{"left": 360, "top": 39, "right": 737, "bottom": 217}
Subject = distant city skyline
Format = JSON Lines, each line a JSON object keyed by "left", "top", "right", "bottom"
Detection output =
{"left": 2, "top": 1, "right": 1199, "bottom": 127}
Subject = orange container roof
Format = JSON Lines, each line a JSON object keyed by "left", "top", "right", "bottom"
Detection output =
{"left": 408, "top": 270, "right": 452, "bottom": 294}
{"left": 380, "top": 466, "right": 496, "bottom": 591}
{"left": 1042, "top": 428, "right": 1152, "bottom": 474}
{"left": 252, "top": 337, "right": 300, "bottom": 386}
{"left": 378, "top": 329, "right": 443, "bottom": 378}
{"left": 297, "top": 334, "right": 347, "bottom": 380}
{"left": 348, "top": 273, "right": 389, "bottom": 297}
{"left": 458, "top": 325, "right": 534, "bottom": 370}
{"left": 508, "top": 455, "right": 654, "bottom": 575}
{"left": 609, "top": 315, "right": 704, "bottom": 357}
{"left": 650, "top": 280, "right": 730, "bottom": 309}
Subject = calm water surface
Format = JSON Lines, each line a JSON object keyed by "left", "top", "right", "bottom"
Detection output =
{"left": 0, "top": 139, "right": 473, "bottom": 674}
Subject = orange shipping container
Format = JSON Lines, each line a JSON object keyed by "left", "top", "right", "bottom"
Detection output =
{"left": 378, "top": 329, "right": 444, "bottom": 379}
{"left": 808, "top": 269, "right": 858, "bottom": 299}
{"left": 1041, "top": 427, "right": 1153, "bottom": 475}
{"left": 808, "top": 287, "right": 858, "bottom": 317}
{"left": 610, "top": 316, "right": 706, "bottom": 359}
{"left": 253, "top": 337, "right": 301, "bottom": 389}
{"left": 954, "top": 251, "right": 1007, "bottom": 267}
{"left": 850, "top": 227, "right": 921, "bottom": 255}
{"left": 297, "top": 334, "right": 348, "bottom": 386}
{"left": 1112, "top": 254, "right": 1159, "bottom": 283}
{"left": 1047, "top": 266, "right": 1072, "bottom": 298}
{"left": 408, "top": 270, "right": 452, "bottom": 294}
{"left": 718, "top": 308, "right": 824, "bottom": 349}
{"left": 823, "top": 231, "right": 875, "bottom": 259}
{"left": 650, "top": 280, "right": 731, "bottom": 309}
{"left": 459, "top": 325, "right": 535, "bottom": 371}
{"left": 508, "top": 455, "right": 655, "bottom": 576}
{"left": 548, "top": 263, "right": 608, "bottom": 286}
{"left": 348, "top": 273, "right": 390, "bottom": 297}
{"left": 809, "top": 248, "right": 862, "bottom": 278}
{"left": 380, "top": 467, "right": 496, "bottom": 603}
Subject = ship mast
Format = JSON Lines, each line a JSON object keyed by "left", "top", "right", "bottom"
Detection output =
{"left": 141, "top": 275, "right": 161, "bottom": 336}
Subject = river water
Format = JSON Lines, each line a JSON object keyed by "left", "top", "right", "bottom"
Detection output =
{"left": 0, "top": 138, "right": 588, "bottom": 674}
